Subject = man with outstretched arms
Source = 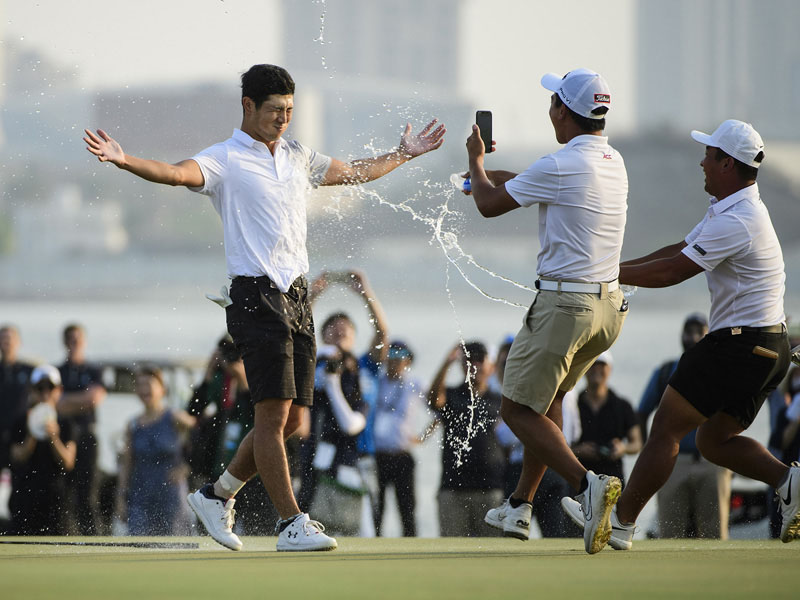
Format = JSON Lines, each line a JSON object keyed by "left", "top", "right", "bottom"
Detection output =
{"left": 84, "top": 64, "right": 444, "bottom": 551}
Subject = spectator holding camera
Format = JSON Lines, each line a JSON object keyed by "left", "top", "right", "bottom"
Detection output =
{"left": 9, "top": 365, "right": 76, "bottom": 535}
{"left": 571, "top": 352, "right": 641, "bottom": 484}
{"left": 428, "top": 341, "right": 505, "bottom": 537}
{"left": 307, "top": 339, "right": 368, "bottom": 536}
{"left": 187, "top": 335, "right": 251, "bottom": 488}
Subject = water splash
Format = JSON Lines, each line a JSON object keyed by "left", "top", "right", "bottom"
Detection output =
{"left": 313, "top": 0, "right": 327, "bottom": 44}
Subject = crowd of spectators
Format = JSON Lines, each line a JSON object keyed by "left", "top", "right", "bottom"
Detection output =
{"left": 1, "top": 274, "right": 797, "bottom": 539}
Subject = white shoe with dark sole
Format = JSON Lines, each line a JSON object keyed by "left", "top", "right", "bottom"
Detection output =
{"left": 484, "top": 498, "right": 531, "bottom": 541}
{"left": 186, "top": 484, "right": 242, "bottom": 551}
{"left": 276, "top": 513, "right": 338, "bottom": 552}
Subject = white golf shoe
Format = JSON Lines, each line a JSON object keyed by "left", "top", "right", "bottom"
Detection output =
{"left": 777, "top": 462, "right": 800, "bottom": 543}
{"left": 276, "top": 513, "right": 338, "bottom": 552}
{"left": 561, "top": 497, "right": 633, "bottom": 550}
{"left": 576, "top": 471, "right": 622, "bottom": 554}
{"left": 484, "top": 498, "right": 532, "bottom": 540}
{"left": 187, "top": 484, "right": 243, "bottom": 551}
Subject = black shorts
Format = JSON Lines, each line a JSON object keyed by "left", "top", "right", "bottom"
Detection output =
{"left": 225, "top": 275, "right": 316, "bottom": 406}
{"left": 669, "top": 326, "right": 790, "bottom": 428}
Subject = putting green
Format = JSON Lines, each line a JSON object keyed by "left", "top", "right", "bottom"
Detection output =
{"left": 1, "top": 537, "right": 796, "bottom": 599}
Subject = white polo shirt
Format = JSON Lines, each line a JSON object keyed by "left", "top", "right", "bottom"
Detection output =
{"left": 505, "top": 135, "right": 628, "bottom": 283}
{"left": 682, "top": 183, "right": 785, "bottom": 331}
{"left": 190, "top": 129, "right": 331, "bottom": 292}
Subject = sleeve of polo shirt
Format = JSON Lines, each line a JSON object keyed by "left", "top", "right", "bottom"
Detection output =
{"left": 503, "top": 154, "right": 560, "bottom": 207}
{"left": 684, "top": 214, "right": 707, "bottom": 246}
{"left": 681, "top": 212, "right": 750, "bottom": 271}
{"left": 188, "top": 142, "right": 229, "bottom": 195}
{"left": 294, "top": 142, "right": 332, "bottom": 188}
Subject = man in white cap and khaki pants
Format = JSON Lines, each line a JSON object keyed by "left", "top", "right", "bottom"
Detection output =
{"left": 562, "top": 119, "right": 799, "bottom": 552}
{"left": 464, "top": 68, "right": 629, "bottom": 554}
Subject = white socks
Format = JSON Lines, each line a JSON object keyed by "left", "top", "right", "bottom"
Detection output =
{"left": 214, "top": 469, "right": 246, "bottom": 499}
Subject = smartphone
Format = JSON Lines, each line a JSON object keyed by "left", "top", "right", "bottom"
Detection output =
{"left": 476, "top": 110, "right": 492, "bottom": 153}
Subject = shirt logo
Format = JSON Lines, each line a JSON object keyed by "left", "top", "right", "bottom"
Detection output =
{"left": 602, "top": 153, "right": 613, "bottom": 160}
{"left": 692, "top": 244, "right": 707, "bottom": 256}
{"left": 594, "top": 93, "right": 611, "bottom": 103}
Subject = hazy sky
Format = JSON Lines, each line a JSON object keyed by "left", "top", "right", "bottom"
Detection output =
{"left": 3, "top": 0, "right": 636, "bottom": 147}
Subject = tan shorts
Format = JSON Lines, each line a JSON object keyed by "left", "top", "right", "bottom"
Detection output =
{"left": 502, "top": 287, "right": 627, "bottom": 414}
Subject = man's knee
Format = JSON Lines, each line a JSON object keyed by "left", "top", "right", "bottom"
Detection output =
{"left": 284, "top": 407, "right": 305, "bottom": 438}
{"left": 254, "top": 398, "right": 292, "bottom": 435}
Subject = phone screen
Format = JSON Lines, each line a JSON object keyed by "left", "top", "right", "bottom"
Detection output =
{"left": 476, "top": 110, "right": 492, "bottom": 153}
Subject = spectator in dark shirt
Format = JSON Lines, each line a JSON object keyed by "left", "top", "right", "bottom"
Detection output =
{"left": 57, "top": 323, "right": 107, "bottom": 535}
{"left": 428, "top": 341, "right": 504, "bottom": 537}
{"left": 1, "top": 325, "right": 34, "bottom": 474}
{"left": 770, "top": 367, "right": 800, "bottom": 475}
{"left": 571, "top": 352, "right": 641, "bottom": 483}
{"left": 9, "top": 365, "right": 76, "bottom": 535}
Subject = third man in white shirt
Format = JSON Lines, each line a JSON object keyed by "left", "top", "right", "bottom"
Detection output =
{"left": 465, "top": 68, "right": 629, "bottom": 554}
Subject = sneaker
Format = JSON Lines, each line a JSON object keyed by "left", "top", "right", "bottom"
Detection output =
{"left": 186, "top": 484, "right": 242, "bottom": 551}
{"left": 276, "top": 513, "right": 338, "bottom": 552}
{"left": 561, "top": 497, "right": 634, "bottom": 550}
{"left": 576, "top": 471, "right": 622, "bottom": 554}
{"left": 777, "top": 462, "right": 800, "bottom": 543}
{"left": 484, "top": 498, "right": 531, "bottom": 541}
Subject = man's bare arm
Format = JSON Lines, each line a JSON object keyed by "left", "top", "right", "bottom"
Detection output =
{"left": 466, "top": 125, "right": 521, "bottom": 218}
{"left": 84, "top": 128, "right": 204, "bottom": 188}
{"left": 619, "top": 250, "right": 703, "bottom": 288}
{"left": 620, "top": 241, "right": 687, "bottom": 268}
{"left": 322, "top": 120, "right": 445, "bottom": 186}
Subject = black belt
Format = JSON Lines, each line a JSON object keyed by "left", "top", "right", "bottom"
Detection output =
{"left": 710, "top": 323, "right": 785, "bottom": 337}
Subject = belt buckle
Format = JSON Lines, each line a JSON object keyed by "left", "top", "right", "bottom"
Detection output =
{"left": 731, "top": 326, "right": 742, "bottom": 336}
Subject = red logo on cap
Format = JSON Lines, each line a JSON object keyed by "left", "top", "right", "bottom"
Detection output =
{"left": 594, "top": 93, "right": 610, "bottom": 103}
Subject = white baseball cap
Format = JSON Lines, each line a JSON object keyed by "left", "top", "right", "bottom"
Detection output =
{"left": 690, "top": 119, "right": 765, "bottom": 168}
{"left": 541, "top": 68, "right": 611, "bottom": 119}
{"left": 31, "top": 364, "right": 62, "bottom": 387}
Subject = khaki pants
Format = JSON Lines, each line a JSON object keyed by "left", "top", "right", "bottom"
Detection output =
{"left": 503, "top": 287, "right": 627, "bottom": 413}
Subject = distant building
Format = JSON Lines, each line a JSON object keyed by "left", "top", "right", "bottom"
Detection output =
{"left": 636, "top": 0, "right": 800, "bottom": 140}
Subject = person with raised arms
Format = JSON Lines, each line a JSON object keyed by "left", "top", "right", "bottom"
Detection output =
{"left": 83, "top": 63, "right": 444, "bottom": 552}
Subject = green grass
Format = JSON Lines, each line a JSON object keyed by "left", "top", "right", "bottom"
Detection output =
{"left": 1, "top": 537, "right": 797, "bottom": 599}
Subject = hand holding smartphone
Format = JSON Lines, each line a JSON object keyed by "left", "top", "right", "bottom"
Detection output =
{"left": 476, "top": 110, "right": 492, "bottom": 154}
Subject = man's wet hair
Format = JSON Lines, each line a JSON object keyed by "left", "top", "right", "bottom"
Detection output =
{"left": 241, "top": 64, "right": 295, "bottom": 109}
{"left": 553, "top": 94, "right": 607, "bottom": 133}
{"left": 714, "top": 147, "right": 763, "bottom": 182}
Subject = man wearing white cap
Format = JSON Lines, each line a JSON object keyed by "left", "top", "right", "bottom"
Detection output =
{"left": 565, "top": 119, "right": 796, "bottom": 552}
{"left": 465, "top": 68, "right": 629, "bottom": 554}
{"left": 9, "top": 365, "right": 77, "bottom": 535}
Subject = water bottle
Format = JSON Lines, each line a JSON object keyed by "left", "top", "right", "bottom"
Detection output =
{"left": 449, "top": 172, "right": 471, "bottom": 193}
